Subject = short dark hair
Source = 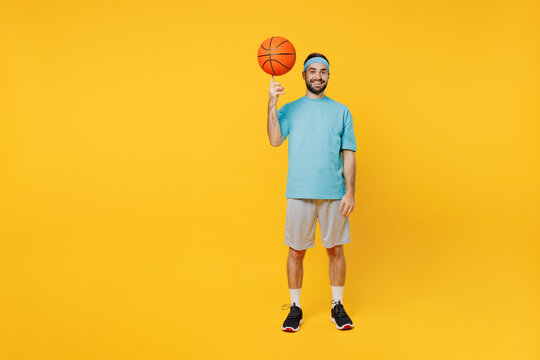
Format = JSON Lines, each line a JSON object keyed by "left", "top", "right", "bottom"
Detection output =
{"left": 303, "top": 53, "right": 330, "bottom": 68}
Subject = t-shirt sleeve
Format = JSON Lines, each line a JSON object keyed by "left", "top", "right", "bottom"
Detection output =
{"left": 277, "top": 103, "right": 290, "bottom": 141}
{"left": 341, "top": 107, "right": 357, "bottom": 151}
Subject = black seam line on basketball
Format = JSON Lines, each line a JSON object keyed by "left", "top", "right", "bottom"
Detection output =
{"left": 262, "top": 59, "right": 291, "bottom": 71}
{"left": 261, "top": 37, "right": 289, "bottom": 50}
{"left": 269, "top": 37, "right": 276, "bottom": 75}
{"left": 269, "top": 39, "right": 289, "bottom": 51}
{"left": 258, "top": 53, "right": 296, "bottom": 57}
{"left": 262, "top": 59, "right": 291, "bottom": 70}
{"left": 260, "top": 39, "right": 290, "bottom": 51}
{"left": 260, "top": 36, "right": 274, "bottom": 52}
{"left": 261, "top": 59, "right": 291, "bottom": 70}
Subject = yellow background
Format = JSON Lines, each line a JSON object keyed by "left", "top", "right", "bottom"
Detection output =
{"left": 1, "top": 0, "right": 539, "bottom": 359}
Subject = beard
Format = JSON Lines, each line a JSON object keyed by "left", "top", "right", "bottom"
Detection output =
{"left": 305, "top": 79, "right": 328, "bottom": 95}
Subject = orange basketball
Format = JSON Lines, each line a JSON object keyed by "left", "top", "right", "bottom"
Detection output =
{"left": 257, "top": 36, "right": 296, "bottom": 76}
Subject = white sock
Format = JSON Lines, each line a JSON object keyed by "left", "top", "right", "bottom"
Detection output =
{"left": 331, "top": 286, "right": 344, "bottom": 308}
{"left": 289, "top": 288, "right": 301, "bottom": 308}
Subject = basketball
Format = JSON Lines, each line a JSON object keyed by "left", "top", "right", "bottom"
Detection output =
{"left": 257, "top": 36, "right": 296, "bottom": 76}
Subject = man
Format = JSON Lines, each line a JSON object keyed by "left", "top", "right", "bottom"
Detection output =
{"left": 267, "top": 53, "right": 357, "bottom": 332}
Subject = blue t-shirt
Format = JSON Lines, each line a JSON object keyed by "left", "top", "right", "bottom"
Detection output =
{"left": 277, "top": 95, "right": 357, "bottom": 199}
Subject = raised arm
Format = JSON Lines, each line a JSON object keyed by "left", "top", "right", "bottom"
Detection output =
{"left": 268, "top": 76, "right": 285, "bottom": 147}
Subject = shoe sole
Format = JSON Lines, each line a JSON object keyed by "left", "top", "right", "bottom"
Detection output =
{"left": 331, "top": 317, "right": 354, "bottom": 330}
{"left": 282, "top": 318, "right": 303, "bottom": 332}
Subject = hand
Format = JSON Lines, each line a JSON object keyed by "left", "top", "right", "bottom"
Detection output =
{"left": 269, "top": 76, "right": 285, "bottom": 102}
{"left": 339, "top": 193, "right": 355, "bottom": 217}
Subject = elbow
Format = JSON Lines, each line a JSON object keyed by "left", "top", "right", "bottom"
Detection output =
{"left": 269, "top": 135, "right": 283, "bottom": 147}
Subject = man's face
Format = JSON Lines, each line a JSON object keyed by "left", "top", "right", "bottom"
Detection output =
{"left": 303, "top": 62, "right": 329, "bottom": 95}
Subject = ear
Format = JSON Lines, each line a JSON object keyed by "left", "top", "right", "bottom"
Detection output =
{"left": 302, "top": 71, "right": 305, "bottom": 80}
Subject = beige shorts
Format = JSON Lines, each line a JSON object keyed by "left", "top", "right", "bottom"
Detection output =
{"left": 285, "top": 198, "right": 351, "bottom": 250}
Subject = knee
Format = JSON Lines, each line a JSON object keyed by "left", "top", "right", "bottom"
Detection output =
{"left": 326, "top": 245, "right": 343, "bottom": 259}
{"left": 289, "top": 248, "right": 307, "bottom": 261}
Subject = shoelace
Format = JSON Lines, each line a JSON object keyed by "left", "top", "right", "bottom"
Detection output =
{"left": 331, "top": 300, "right": 347, "bottom": 318}
{"left": 281, "top": 303, "right": 301, "bottom": 318}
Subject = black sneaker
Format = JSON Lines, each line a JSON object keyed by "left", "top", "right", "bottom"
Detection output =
{"left": 281, "top": 302, "right": 303, "bottom": 332}
{"left": 331, "top": 300, "right": 354, "bottom": 330}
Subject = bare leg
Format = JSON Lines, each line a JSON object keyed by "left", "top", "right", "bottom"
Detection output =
{"left": 326, "top": 245, "right": 345, "bottom": 286}
{"left": 287, "top": 247, "right": 307, "bottom": 289}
